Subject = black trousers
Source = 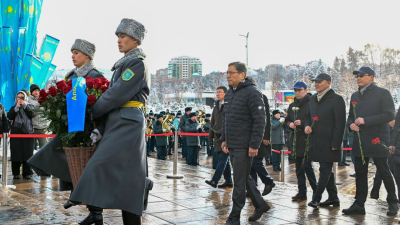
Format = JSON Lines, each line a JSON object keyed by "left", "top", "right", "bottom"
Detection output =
{"left": 313, "top": 162, "right": 338, "bottom": 203}
{"left": 11, "top": 161, "right": 32, "bottom": 176}
{"left": 354, "top": 156, "right": 398, "bottom": 206}
{"left": 371, "top": 157, "right": 395, "bottom": 198}
{"left": 228, "top": 149, "right": 267, "bottom": 220}
{"left": 87, "top": 205, "right": 142, "bottom": 225}
{"left": 295, "top": 157, "right": 317, "bottom": 195}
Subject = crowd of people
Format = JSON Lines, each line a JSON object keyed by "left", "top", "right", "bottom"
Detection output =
{"left": 1, "top": 17, "right": 400, "bottom": 225}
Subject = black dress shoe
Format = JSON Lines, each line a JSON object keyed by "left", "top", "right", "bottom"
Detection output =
{"left": 292, "top": 193, "right": 307, "bottom": 201}
{"left": 342, "top": 202, "right": 365, "bottom": 215}
{"left": 13, "top": 175, "right": 21, "bottom": 179}
{"left": 278, "top": 168, "right": 281, "bottom": 171}
{"left": 205, "top": 180, "right": 218, "bottom": 188}
{"left": 64, "top": 201, "right": 75, "bottom": 209}
{"left": 308, "top": 201, "right": 319, "bottom": 209}
{"left": 338, "top": 163, "right": 345, "bottom": 166}
{"left": 23, "top": 175, "right": 31, "bottom": 179}
{"left": 262, "top": 182, "right": 275, "bottom": 196}
{"left": 224, "top": 218, "right": 240, "bottom": 225}
{"left": 387, "top": 203, "right": 399, "bottom": 216}
{"left": 249, "top": 203, "right": 270, "bottom": 221}
{"left": 320, "top": 198, "right": 340, "bottom": 207}
{"left": 273, "top": 168, "right": 279, "bottom": 171}
{"left": 370, "top": 194, "right": 379, "bottom": 200}
{"left": 344, "top": 162, "right": 350, "bottom": 166}
{"left": 218, "top": 182, "right": 233, "bottom": 188}
{"left": 79, "top": 212, "right": 103, "bottom": 225}
{"left": 350, "top": 173, "right": 356, "bottom": 177}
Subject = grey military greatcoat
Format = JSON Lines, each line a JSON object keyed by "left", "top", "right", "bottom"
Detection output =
{"left": 69, "top": 56, "right": 150, "bottom": 216}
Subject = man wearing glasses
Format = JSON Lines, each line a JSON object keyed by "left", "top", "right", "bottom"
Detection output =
{"left": 285, "top": 81, "right": 317, "bottom": 201}
{"left": 343, "top": 67, "right": 398, "bottom": 216}
{"left": 221, "top": 62, "right": 270, "bottom": 224}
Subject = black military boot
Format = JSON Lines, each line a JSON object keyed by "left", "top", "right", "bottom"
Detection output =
{"left": 122, "top": 211, "right": 142, "bottom": 225}
{"left": 79, "top": 205, "right": 103, "bottom": 225}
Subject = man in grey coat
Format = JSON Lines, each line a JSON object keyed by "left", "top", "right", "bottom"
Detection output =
{"left": 29, "top": 84, "right": 48, "bottom": 150}
{"left": 69, "top": 18, "right": 151, "bottom": 225}
{"left": 221, "top": 62, "right": 270, "bottom": 225}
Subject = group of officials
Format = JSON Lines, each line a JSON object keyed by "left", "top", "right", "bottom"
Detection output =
{"left": 200, "top": 62, "right": 400, "bottom": 225}
{"left": 7, "top": 15, "right": 400, "bottom": 225}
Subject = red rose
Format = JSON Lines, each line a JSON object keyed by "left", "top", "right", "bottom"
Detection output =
{"left": 63, "top": 86, "right": 72, "bottom": 94}
{"left": 375, "top": 137, "right": 380, "bottom": 144}
{"left": 85, "top": 77, "right": 93, "bottom": 84}
{"left": 372, "top": 139, "right": 376, "bottom": 145}
{"left": 56, "top": 81, "right": 66, "bottom": 90}
{"left": 352, "top": 102, "right": 357, "bottom": 105}
{"left": 87, "top": 81, "right": 94, "bottom": 89}
{"left": 67, "top": 80, "right": 72, "bottom": 87}
{"left": 94, "top": 82, "right": 102, "bottom": 89}
{"left": 49, "top": 87, "right": 57, "bottom": 97}
{"left": 100, "top": 77, "right": 108, "bottom": 85}
{"left": 101, "top": 86, "right": 108, "bottom": 93}
{"left": 40, "top": 89, "right": 48, "bottom": 97}
{"left": 312, "top": 116, "right": 319, "bottom": 121}
{"left": 38, "top": 96, "right": 49, "bottom": 105}
{"left": 87, "top": 95, "right": 96, "bottom": 105}
{"left": 93, "top": 78, "right": 102, "bottom": 84}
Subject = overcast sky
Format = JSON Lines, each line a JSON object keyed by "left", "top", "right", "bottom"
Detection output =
{"left": 37, "top": 0, "right": 400, "bottom": 74}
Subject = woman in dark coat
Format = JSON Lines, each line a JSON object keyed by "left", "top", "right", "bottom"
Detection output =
{"left": 0, "top": 103, "right": 9, "bottom": 179}
{"left": 7, "top": 91, "right": 35, "bottom": 179}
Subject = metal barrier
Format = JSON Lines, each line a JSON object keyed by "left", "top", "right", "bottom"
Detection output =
{"left": 167, "top": 129, "right": 183, "bottom": 179}
{"left": 272, "top": 149, "right": 292, "bottom": 183}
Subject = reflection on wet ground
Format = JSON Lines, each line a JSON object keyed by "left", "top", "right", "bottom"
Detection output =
{"left": 0, "top": 148, "right": 399, "bottom": 224}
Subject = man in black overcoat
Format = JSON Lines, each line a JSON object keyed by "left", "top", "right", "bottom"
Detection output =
{"left": 305, "top": 73, "right": 346, "bottom": 209}
{"left": 343, "top": 66, "right": 398, "bottom": 216}
{"left": 285, "top": 82, "right": 317, "bottom": 201}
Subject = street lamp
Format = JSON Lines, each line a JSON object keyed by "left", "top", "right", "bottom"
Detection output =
{"left": 239, "top": 32, "right": 249, "bottom": 66}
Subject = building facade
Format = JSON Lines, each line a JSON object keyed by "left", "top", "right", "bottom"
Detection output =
{"left": 168, "top": 56, "right": 202, "bottom": 79}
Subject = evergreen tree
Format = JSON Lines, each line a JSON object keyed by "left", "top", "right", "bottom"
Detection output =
{"left": 293, "top": 69, "right": 299, "bottom": 83}
{"left": 303, "top": 67, "right": 314, "bottom": 80}
{"left": 340, "top": 58, "right": 347, "bottom": 73}
{"left": 333, "top": 57, "right": 340, "bottom": 71}
{"left": 280, "top": 79, "right": 288, "bottom": 90}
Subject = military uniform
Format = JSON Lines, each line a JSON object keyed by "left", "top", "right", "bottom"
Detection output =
{"left": 153, "top": 119, "right": 168, "bottom": 160}
{"left": 179, "top": 110, "right": 191, "bottom": 159}
{"left": 185, "top": 117, "right": 201, "bottom": 166}
{"left": 69, "top": 52, "right": 151, "bottom": 216}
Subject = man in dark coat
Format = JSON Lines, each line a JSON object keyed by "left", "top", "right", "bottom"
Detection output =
{"left": 249, "top": 94, "right": 274, "bottom": 196}
{"left": 204, "top": 113, "right": 212, "bottom": 155}
{"left": 147, "top": 111, "right": 155, "bottom": 156}
{"left": 221, "top": 62, "right": 270, "bottom": 225}
{"left": 69, "top": 18, "right": 151, "bottom": 224}
{"left": 305, "top": 73, "right": 346, "bottom": 209}
{"left": 185, "top": 112, "right": 201, "bottom": 166}
{"left": 167, "top": 112, "right": 176, "bottom": 155}
{"left": 343, "top": 67, "right": 398, "bottom": 216}
{"left": 285, "top": 82, "right": 317, "bottom": 201}
{"left": 27, "top": 38, "right": 104, "bottom": 190}
{"left": 153, "top": 114, "right": 168, "bottom": 160}
{"left": 179, "top": 107, "right": 192, "bottom": 160}
{"left": 205, "top": 86, "right": 232, "bottom": 188}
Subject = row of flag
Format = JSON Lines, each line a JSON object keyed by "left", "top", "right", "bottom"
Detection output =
{"left": 0, "top": 0, "right": 59, "bottom": 111}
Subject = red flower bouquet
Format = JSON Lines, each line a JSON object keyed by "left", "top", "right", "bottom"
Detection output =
{"left": 35, "top": 77, "right": 109, "bottom": 147}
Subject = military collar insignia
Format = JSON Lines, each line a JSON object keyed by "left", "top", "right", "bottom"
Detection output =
{"left": 122, "top": 68, "right": 135, "bottom": 81}
{"left": 137, "top": 55, "right": 144, "bottom": 60}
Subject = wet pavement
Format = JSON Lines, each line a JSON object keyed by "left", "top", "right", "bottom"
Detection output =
{"left": 1, "top": 147, "right": 400, "bottom": 224}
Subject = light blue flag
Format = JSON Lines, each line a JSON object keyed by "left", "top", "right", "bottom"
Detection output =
{"left": 21, "top": 0, "right": 42, "bottom": 57}
{"left": 36, "top": 35, "right": 59, "bottom": 83}
{"left": 17, "top": 28, "right": 27, "bottom": 59}
{"left": 1, "top": 0, "right": 20, "bottom": 83}
{"left": 0, "top": 26, "right": 14, "bottom": 111}
{"left": 39, "top": 64, "right": 57, "bottom": 89}
{"left": 24, "top": 55, "right": 43, "bottom": 90}
{"left": 17, "top": 54, "right": 33, "bottom": 91}
{"left": 67, "top": 77, "right": 88, "bottom": 133}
